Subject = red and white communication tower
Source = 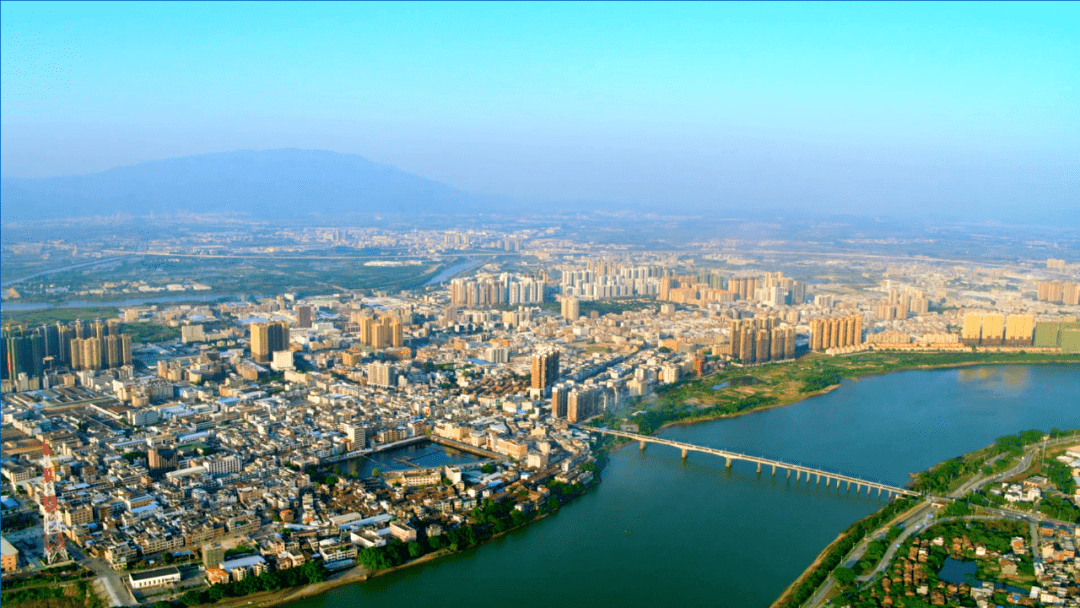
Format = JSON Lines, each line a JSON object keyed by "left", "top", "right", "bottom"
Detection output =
{"left": 41, "top": 441, "right": 68, "bottom": 564}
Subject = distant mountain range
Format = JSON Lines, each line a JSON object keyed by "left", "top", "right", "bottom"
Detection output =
{"left": 1, "top": 149, "right": 495, "bottom": 222}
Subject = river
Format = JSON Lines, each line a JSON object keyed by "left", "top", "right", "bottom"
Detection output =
{"left": 423, "top": 258, "right": 485, "bottom": 286}
{"left": 288, "top": 364, "right": 1080, "bottom": 607}
{"left": 335, "top": 441, "right": 486, "bottom": 479}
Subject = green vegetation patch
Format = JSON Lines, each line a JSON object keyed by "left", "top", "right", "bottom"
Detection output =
{"left": 771, "top": 497, "right": 917, "bottom": 608}
{"left": 0, "top": 579, "right": 103, "bottom": 608}
{"left": 1, "top": 306, "right": 120, "bottom": 327}
{"left": 177, "top": 561, "right": 327, "bottom": 605}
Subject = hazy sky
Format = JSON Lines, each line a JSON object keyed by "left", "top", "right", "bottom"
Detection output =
{"left": 2, "top": 2, "right": 1077, "bottom": 222}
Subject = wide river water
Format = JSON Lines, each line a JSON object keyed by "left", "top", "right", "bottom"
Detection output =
{"left": 289, "top": 364, "right": 1080, "bottom": 607}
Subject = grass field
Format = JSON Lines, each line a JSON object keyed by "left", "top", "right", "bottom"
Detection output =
{"left": 1, "top": 306, "right": 122, "bottom": 326}
{"left": 3, "top": 255, "right": 446, "bottom": 306}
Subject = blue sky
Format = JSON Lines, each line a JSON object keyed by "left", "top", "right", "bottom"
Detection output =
{"left": 2, "top": 2, "right": 1077, "bottom": 221}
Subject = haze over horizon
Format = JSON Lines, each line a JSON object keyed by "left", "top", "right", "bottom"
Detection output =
{"left": 2, "top": 2, "right": 1078, "bottom": 224}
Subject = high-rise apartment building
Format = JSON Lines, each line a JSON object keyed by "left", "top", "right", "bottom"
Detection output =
{"left": 531, "top": 348, "right": 560, "bottom": 392}
{"left": 148, "top": 448, "right": 178, "bottom": 474}
{"left": 567, "top": 386, "right": 598, "bottom": 423}
{"left": 561, "top": 297, "right": 580, "bottom": 321}
{"left": 295, "top": 305, "right": 312, "bottom": 329}
{"left": 450, "top": 274, "right": 544, "bottom": 308}
{"left": 3, "top": 331, "right": 44, "bottom": 380}
{"left": 351, "top": 312, "right": 403, "bottom": 349}
{"left": 551, "top": 383, "right": 569, "bottom": 418}
{"left": 809, "top": 314, "right": 863, "bottom": 352}
{"left": 250, "top": 321, "right": 287, "bottom": 363}
{"left": 730, "top": 317, "right": 798, "bottom": 363}
{"left": 980, "top": 314, "right": 1005, "bottom": 345}
{"left": 1037, "top": 281, "right": 1080, "bottom": 305}
{"left": 1004, "top": 315, "right": 1035, "bottom": 346}
{"left": 367, "top": 362, "right": 396, "bottom": 388}
{"left": 963, "top": 313, "right": 1034, "bottom": 346}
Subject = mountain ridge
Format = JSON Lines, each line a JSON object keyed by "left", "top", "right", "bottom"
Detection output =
{"left": 1, "top": 148, "right": 496, "bottom": 222}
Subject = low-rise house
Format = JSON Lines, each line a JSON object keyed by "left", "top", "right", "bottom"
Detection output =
{"left": 129, "top": 566, "right": 181, "bottom": 589}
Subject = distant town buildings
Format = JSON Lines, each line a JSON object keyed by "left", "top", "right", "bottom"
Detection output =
{"left": 450, "top": 275, "right": 544, "bottom": 308}
{"left": 1037, "top": 281, "right": 1080, "bottom": 305}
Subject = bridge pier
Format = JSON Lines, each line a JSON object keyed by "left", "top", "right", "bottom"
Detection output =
{"left": 589, "top": 429, "right": 910, "bottom": 499}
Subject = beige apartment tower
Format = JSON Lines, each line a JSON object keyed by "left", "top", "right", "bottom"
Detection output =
{"left": 1004, "top": 314, "right": 1035, "bottom": 346}
{"left": 561, "top": 297, "right": 580, "bottom": 321}
{"left": 250, "top": 321, "right": 287, "bottom": 363}
{"left": 810, "top": 314, "right": 863, "bottom": 352}
{"left": 531, "top": 349, "right": 560, "bottom": 392}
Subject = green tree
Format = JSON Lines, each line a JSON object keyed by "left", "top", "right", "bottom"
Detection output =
{"left": 833, "top": 567, "right": 857, "bottom": 586}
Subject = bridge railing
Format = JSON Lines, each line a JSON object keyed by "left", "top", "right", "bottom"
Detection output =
{"left": 585, "top": 427, "right": 918, "bottom": 496}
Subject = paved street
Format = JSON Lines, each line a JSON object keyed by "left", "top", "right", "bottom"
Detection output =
{"left": 804, "top": 436, "right": 1077, "bottom": 608}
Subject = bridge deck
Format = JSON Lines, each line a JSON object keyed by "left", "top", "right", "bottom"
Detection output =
{"left": 585, "top": 427, "right": 918, "bottom": 497}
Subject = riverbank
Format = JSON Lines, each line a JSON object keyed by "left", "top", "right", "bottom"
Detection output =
{"left": 769, "top": 499, "right": 926, "bottom": 608}
{"left": 199, "top": 479, "right": 599, "bottom": 608}
{"left": 772, "top": 427, "right": 1080, "bottom": 608}
{"left": 195, "top": 364, "right": 1080, "bottom": 608}
{"left": 607, "top": 351, "right": 1080, "bottom": 436}
{"left": 180, "top": 360, "right": 1076, "bottom": 608}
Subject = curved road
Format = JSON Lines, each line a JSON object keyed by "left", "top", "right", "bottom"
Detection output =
{"left": 803, "top": 435, "right": 1078, "bottom": 608}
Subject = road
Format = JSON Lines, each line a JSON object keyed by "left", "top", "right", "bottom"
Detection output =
{"left": 1, "top": 256, "right": 128, "bottom": 288}
{"left": 801, "top": 501, "right": 932, "bottom": 608}
{"left": 67, "top": 546, "right": 137, "bottom": 607}
{"left": 803, "top": 436, "right": 1077, "bottom": 608}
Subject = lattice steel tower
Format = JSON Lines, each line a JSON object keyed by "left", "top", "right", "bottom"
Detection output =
{"left": 41, "top": 441, "right": 68, "bottom": 564}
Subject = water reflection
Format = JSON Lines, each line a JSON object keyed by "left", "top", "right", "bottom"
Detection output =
{"left": 335, "top": 441, "right": 485, "bottom": 479}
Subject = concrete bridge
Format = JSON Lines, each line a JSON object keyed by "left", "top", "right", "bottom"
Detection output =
{"left": 583, "top": 427, "right": 920, "bottom": 499}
